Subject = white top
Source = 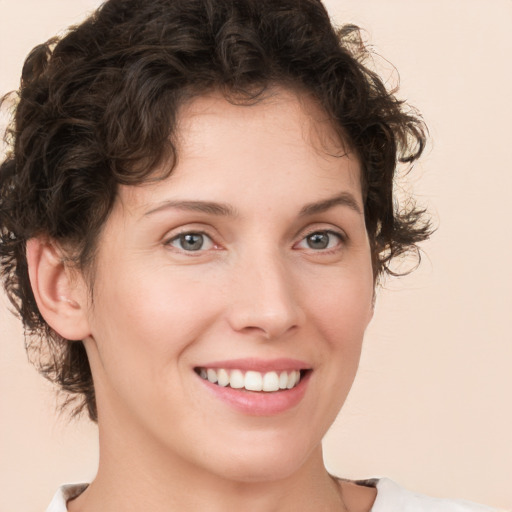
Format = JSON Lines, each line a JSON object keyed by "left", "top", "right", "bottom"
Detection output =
{"left": 46, "top": 478, "right": 505, "bottom": 512}
{"left": 369, "top": 479, "right": 504, "bottom": 512}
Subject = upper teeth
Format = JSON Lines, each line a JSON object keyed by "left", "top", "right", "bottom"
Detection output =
{"left": 198, "top": 368, "right": 301, "bottom": 392}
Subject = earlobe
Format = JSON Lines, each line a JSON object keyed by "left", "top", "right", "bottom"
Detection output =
{"left": 26, "top": 238, "right": 91, "bottom": 341}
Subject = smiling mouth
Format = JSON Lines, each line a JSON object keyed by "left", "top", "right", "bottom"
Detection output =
{"left": 194, "top": 368, "right": 308, "bottom": 392}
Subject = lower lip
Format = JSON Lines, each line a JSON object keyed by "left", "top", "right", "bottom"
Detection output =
{"left": 198, "top": 372, "right": 311, "bottom": 416}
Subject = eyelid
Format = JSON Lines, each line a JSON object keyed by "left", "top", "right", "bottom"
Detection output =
{"left": 294, "top": 227, "right": 347, "bottom": 251}
{"left": 163, "top": 228, "right": 221, "bottom": 253}
{"left": 297, "top": 224, "right": 347, "bottom": 241}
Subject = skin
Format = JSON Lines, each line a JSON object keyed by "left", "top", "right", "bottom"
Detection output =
{"left": 31, "top": 88, "right": 377, "bottom": 511}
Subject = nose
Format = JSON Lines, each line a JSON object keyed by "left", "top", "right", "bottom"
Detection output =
{"left": 226, "top": 249, "right": 304, "bottom": 340}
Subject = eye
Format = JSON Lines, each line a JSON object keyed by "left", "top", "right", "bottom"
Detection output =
{"left": 167, "top": 232, "right": 215, "bottom": 252}
{"left": 296, "top": 230, "right": 344, "bottom": 251}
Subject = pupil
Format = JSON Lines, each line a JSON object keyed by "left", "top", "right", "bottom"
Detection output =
{"left": 307, "top": 232, "right": 329, "bottom": 249}
{"left": 181, "top": 233, "right": 203, "bottom": 251}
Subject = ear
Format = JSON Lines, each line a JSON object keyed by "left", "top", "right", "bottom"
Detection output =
{"left": 26, "top": 237, "right": 91, "bottom": 341}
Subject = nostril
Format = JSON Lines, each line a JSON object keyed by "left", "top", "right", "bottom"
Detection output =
{"left": 238, "top": 323, "right": 299, "bottom": 341}
{"left": 226, "top": 271, "right": 303, "bottom": 339}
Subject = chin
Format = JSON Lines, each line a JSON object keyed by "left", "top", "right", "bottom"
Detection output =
{"left": 201, "top": 435, "right": 320, "bottom": 484}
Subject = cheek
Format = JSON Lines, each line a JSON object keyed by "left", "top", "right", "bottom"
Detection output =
{"left": 90, "top": 264, "right": 224, "bottom": 359}
{"left": 299, "top": 272, "right": 374, "bottom": 440}
{"left": 303, "top": 266, "right": 374, "bottom": 347}
{"left": 84, "top": 267, "right": 225, "bottom": 418}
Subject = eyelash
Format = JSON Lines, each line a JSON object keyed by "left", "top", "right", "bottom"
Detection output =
{"left": 165, "top": 231, "right": 216, "bottom": 253}
{"left": 164, "top": 228, "right": 346, "bottom": 254}
{"left": 295, "top": 229, "right": 345, "bottom": 253}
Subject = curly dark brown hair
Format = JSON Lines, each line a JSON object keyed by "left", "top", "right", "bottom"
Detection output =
{"left": 0, "top": 0, "right": 431, "bottom": 421}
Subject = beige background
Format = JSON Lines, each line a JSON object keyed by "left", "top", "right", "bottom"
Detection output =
{"left": 1, "top": 1, "right": 511, "bottom": 510}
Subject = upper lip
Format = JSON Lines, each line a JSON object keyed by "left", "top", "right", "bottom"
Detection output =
{"left": 195, "top": 357, "right": 311, "bottom": 373}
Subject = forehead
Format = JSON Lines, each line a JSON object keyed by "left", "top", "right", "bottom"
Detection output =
{"left": 177, "top": 88, "right": 350, "bottom": 164}
{"left": 118, "top": 88, "right": 362, "bottom": 215}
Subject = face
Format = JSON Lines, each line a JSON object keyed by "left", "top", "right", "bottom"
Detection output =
{"left": 81, "top": 89, "right": 374, "bottom": 483}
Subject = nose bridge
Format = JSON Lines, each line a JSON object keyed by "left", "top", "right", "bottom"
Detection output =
{"left": 227, "top": 242, "right": 302, "bottom": 339}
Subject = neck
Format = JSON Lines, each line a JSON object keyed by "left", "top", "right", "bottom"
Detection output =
{"left": 69, "top": 424, "right": 346, "bottom": 512}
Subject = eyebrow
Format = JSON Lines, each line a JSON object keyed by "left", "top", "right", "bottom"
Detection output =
{"left": 299, "top": 192, "right": 363, "bottom": 216}
{"left": 143, "top": 192, "right": 362, "bottom": 219}
{"left": 144, "top": 200, "right": 239, "bottom": 218}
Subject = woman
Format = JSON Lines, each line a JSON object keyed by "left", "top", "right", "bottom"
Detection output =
{"left": 0, "top": 0, "right": 507, "bottom": 510}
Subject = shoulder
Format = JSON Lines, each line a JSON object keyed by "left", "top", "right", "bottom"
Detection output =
{"left": 371, "top": 478, "right": 505, "bottom": 512}
{"left": 46, "top": 479, "right": 506, "bottom": 512}
{"left": 46, "top": 484, "right": 88, "bottom": 512}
